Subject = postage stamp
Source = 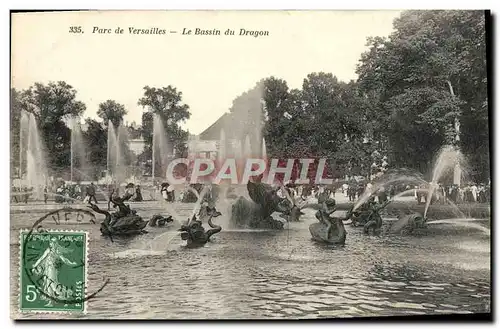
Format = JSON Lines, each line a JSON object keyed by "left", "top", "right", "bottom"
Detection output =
{"left": 19, "top": 230, "right": 88, "bottom": 313}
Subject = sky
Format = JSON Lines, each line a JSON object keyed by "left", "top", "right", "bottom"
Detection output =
{"left": 11, "top": 10, "right": 401, "bottom": 135}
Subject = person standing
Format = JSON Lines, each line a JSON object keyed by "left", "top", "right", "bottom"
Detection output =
{"left": 167, "top": 183, "right": 175, "bottom": 202}
{"left": 356, "top": 184, "right": 364, "bottom": 200}
{"left": 11, "top": 185, "right": 18, "bottom": 203}
{"left": 478, "top": 184, "right": 486, "bottom": 203}
{"left": 43, "top": 186, "right": 48, "bottom": 204}
{"left": 342, "top": 183, "right": 349, "bottom": 197}
{"left": 74, "top": 184, "right": 82, "bottom": 201}
{"left": 438, "top": 184, "right": 446, "bottom": 205}
{"left": 161, "top": 183, "right": 169, "bottom": 201}
{"left": 452, "top": 185, "right": 459, "bottom": 203}
{"left": 458, "top": 185, "right": 465, "bottom": 204}
{"left": 471, "top": 183, "right": 478, "bottom": 203}
{"left": 23, "top": 186, "right": 29, "bottom": 204}
{"left": 86, "top": 182, "right": 98, "bottom": 204}
{"left": 107, "top": 184, "right": 115, "bottom": 210}
{"left": 347, "top": 184, "right": 353, "bottom": 202}
{"left": 64, "top": 185, "right": 71, "bottom": 204}
{"left": 378, "top": 187, "right": 388, "bottom": 204}
{"left": 134, "top": 185, "right": 143, "bottom": 202}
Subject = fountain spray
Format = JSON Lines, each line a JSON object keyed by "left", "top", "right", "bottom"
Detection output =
{"left": 19, "top": 111, "right": 49, "bottom": 199}
{"left": 423, "top": 145, "right": 462, "bottom": 218}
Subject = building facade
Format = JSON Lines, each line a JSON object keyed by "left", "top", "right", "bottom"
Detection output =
{"left": 188, "top": 112, "right": 265, "bottom": 160}
{"left": 129, "top": 138, "right": 146, "bottom": 156}
{"left": 187, "top": 135, "right": 219, "bottom": 160}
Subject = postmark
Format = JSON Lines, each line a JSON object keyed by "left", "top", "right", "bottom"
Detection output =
{"left": 39, "top": 208, "right": 97, "bottom": 225}
{"left": 19, "top": 230, "right": 88, "bottom": 313}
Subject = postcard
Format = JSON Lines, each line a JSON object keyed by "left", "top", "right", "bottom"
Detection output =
{"left": 10, "top": 10, "right": 491, "bottom": 320}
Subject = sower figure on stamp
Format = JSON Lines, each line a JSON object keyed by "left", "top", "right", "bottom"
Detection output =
{"left": 31, "top": 237, "right": 78, "bottom": 306}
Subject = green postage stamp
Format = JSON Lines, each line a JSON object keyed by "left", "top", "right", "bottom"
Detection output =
{"left": 19, "top": 230, "right": 88, "bottom": 313}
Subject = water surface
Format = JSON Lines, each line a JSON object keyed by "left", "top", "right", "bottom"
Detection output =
{"left": 10, "top": 203, "right": 490, "bottom": 319}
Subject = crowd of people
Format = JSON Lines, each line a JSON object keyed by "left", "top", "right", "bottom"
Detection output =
{"left": 10, "top": 186, "right": 34, "bottom": 204}
{"left": 276, "top": 179, "right": 490, "bottom": 207}
{"left": 11, "top": 177, "right": 491, "bottom": 208}
{"left": 415, "top": 183, "right": 490, "bottom": 205}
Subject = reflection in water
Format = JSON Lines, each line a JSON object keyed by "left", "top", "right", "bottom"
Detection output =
{"left": 10, "top": 203, "right": 490, "bottom": 319}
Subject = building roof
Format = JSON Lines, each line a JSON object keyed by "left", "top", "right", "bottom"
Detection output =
{"left": 198, "top": 112, "right": 233, "bottom": 140}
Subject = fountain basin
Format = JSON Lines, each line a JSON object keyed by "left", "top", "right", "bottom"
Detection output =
{"left": 335, "top": 202, "right": 490, "bottom": 220}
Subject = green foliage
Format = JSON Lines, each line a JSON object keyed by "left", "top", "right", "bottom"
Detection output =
{"left": 138, "top": 86, "right": 191, "bottom": 159}
{"left": 262, "top": 74, "right": 370, "bottom": 178}
{"left": 356, "top": 10, "right": 488, "bottom": 181}
{"left": 10, "top": 88, "right": 22, "bottom": 175}
{"left": 97, "top": 100, "right": 127, "bottom": 128}
{"left": 14, "top": 81, "right": 86, "bottom": 171}
{"left": 83, "top": 118, "right": 107, "bottom": 178}
{"left": 258, "top": 11, "right": 488, "bottom": 181}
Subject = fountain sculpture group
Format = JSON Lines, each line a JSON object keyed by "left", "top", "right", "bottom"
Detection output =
{"left": 16, "top": 110, "right": 480, "bottom": 248}
{"left": 88, "top": 194, "right": 149, "bottom": 239}
{"left": 230, "top": 181, "right": 290, "bottom": 229}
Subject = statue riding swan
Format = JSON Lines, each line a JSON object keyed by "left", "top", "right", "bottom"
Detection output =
{"left": 178, "top": 205, "right": 222, "bottom": 248}
{"left": 309, "top": 199, "right": 347, "bottom": 245}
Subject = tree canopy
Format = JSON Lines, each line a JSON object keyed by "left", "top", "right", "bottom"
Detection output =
{"left": 256, "top": 10, "right": 489, "bottom": 182}
{"left": 10, "top": 11, "right": 489, "bottom": 184}
{"left": 138, "top": 85, "right": 191, "bottom": 162}
{"left": 97, "top": 100, "right": 128, "bottom": 128}
{"left": 13, "top": 81, "right": 86, "bottom": 172}
{"left": 356, "top": 10, "right": 488, "bottom": 181}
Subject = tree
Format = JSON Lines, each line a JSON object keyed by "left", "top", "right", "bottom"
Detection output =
{"left": 261, "top": 74, "right": 368, "bottom": 179}
{"left": 97, "top": 100, "right": 127, "bottom": 128}
{"left": 262, "top": 77, "right": 292, "bottom": 158}
{"left": 16, "top": 81, "right": 86, "bottom": 172}
{"left": 138, "top": 86, "right": 191, "bottom": 166}
{"left": 10, "top": 88, "right": 22, "bottom": 176}
{"left": 357, "top": 10, "right": 488, "bottom": 181}
{"left": 83, "top": 118, "right": 107, "bottom": 179}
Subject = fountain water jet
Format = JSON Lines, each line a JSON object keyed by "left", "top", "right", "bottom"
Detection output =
{"left": 424, "top": 145, "right": 462, "bottom": 218}
{"left": 69, "top": 116, "right": 88, "bottom": 183}
{"left": 19, "top": 111, "right": 49, "bottom": 199}
{"left": 106, "top": 121, "right": 118, "bottom": 178}
{"left": 218, "top": 129, "right": 226, "bottom": 163}
{"left": 188, "top": 186, "right": 210, "bottom": 225}
{"left": 234, "top": 140, "right": 243, "bottom": 159}
{"left": 392, "top": 188, "right": 425, "bottom": 200}
{"left": 426, "top": 218, "right": 490, "bottom": 236}
{"left": 262, "top": 138, "right": 267, "bottom": 159}
{"left": 243, "top": 135, "right": 252, "bottom": 159}
{"left": 352, "top": 173, "right": 426, "bottom": 212}
{"left": 115, "top": 124, "right": 130, "bottom": 183}
{"left": 152, "top": 114, "right": 169, "bottom": 182}
{"left": 106, "top": 121, "right": 130, "bottom": 184}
